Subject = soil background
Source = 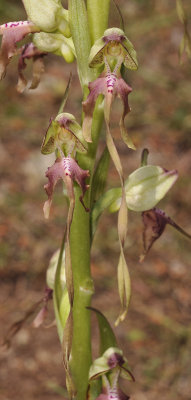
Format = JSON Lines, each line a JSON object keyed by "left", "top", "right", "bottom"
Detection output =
{"left": 0, "top": 1, "right": 191, "bottom": 399}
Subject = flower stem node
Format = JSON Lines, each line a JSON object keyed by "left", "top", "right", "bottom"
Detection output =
{"left": 41, "top": 112, "right": 87, "bottom": 157}
{"left": 89, "top": 27, "right": 138, "bottom": 71}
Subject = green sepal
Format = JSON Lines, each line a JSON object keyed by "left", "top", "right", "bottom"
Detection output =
{"left": 109, "top": 166, "right": 178, "bottom": 213}
{"left": 89, "top": 27, "right": 138, "bottom": 70}
{"left": 87, "top": 307, "right": 117, "bottom": 354}
{"left": 41, "top": 112, "right": 87, "bottom": 156}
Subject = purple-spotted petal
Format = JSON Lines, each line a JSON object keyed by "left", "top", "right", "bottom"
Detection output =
{"left": 43, "top": 157, "right": 89, "bottom": 218}
{"left": 0, "top": 21, "right": 40, "bottom": 79}
{"left": 17, "top": 43, "right": 47, "bottom": 92}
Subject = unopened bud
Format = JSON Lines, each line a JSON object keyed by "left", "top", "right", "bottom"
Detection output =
{"left": 22, "top": 0, "right": 63, "bottom": 32}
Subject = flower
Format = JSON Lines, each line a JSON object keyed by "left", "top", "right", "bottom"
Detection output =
{"left": 17, "top": 43, "right": 47, "bottom": 92}
{"left": 0, "top": 20, "right": 40, "bottom": 79}
{"left": 89, "top": 27, "right": 138, "bottom": 71}
{"left": 41, "top": 112, "right": 87, "bottom": 157}
{"left": 89, "top": 347, "right": 134, "bottom": 382}
{"left": 82, "top": 59, "right": 134, "bottom": 149}
{"left": 43, "top": 155, "right": 89, "bottom": 219}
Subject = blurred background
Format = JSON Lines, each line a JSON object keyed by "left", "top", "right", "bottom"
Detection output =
{"left": 0, "top": 1, "right": 191, "bottom": 399}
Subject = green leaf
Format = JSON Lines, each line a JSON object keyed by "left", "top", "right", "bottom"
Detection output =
{"left": 87, "top": 307, "right": 117, "bottom": 354}
{"left": 90, "top": 146, "right": 110, "bottom": 208}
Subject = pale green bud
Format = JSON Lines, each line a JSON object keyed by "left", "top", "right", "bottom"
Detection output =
{"left": 22, "top": 0, "right": 62, "bottom": 32}
{"left": 33, "top": 32, "right": 75, "bottom": 62}
{"left": 110, "top": 166, "right": 178, "bottom": 213}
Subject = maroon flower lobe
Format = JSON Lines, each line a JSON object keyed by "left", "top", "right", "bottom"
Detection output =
{"left": 17, "top": 42, "right": 47, "bottom": 92}
{"left": 0, "top": 20, "right": 40, "bottom": 79}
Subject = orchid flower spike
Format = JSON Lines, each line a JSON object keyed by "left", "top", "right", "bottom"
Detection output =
{"left": 41, "top": 112, "right": 87, "bottom": 157}
{"left": 0, "top": 21, "right": 40, "bottom": 79}
{"left": 43, "top": 155, "right": 90, "bottom": 219}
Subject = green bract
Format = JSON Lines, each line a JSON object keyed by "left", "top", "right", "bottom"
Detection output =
{"left": 46, "top": 249, "right": 66, "bottom": 290}
{"left": 33, "top": 32, "right": 75, "bottom": 62}
{"left": 110, "top": 166, "right": 178, "bottom": 213}
{"left": 89, "top": 347, "right": 133, "bottom": 381}
{"left": 22, "top": 0, "right": 71, "bottom": 35}
{"left": 41, "top": 112, "right": 87, "bottom": 156}
{"left": 89, "top": 27, "right": 138, "bottom": 70}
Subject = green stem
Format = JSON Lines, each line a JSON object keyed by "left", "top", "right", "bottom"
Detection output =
{"left": 87, "top": 0, "right": 111, "bottom": 44}
{"left": 69, "top": 102, "right": 104, "bottom": 400}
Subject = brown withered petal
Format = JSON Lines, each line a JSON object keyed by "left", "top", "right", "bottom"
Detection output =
{"left": 141, "top": 208, "right": 167, "bottom": 259}
{"left": 0, "top": 21, "right": 40, "bottom": 79}
{"left": 17, "top": 43, "right": 47, "bottom": 92}
{"left": 43, "top": 156, "right": 89, "bottom": 218}
{"left": 141, "top": 207, "right": 191, "bottom": 261}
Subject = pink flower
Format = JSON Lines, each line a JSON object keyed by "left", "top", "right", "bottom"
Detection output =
{"left": 82, "top": 59, "right": 134, "bottom": 149}
{"left": 43, "top": 155, "right": 89, "bottom": 219}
